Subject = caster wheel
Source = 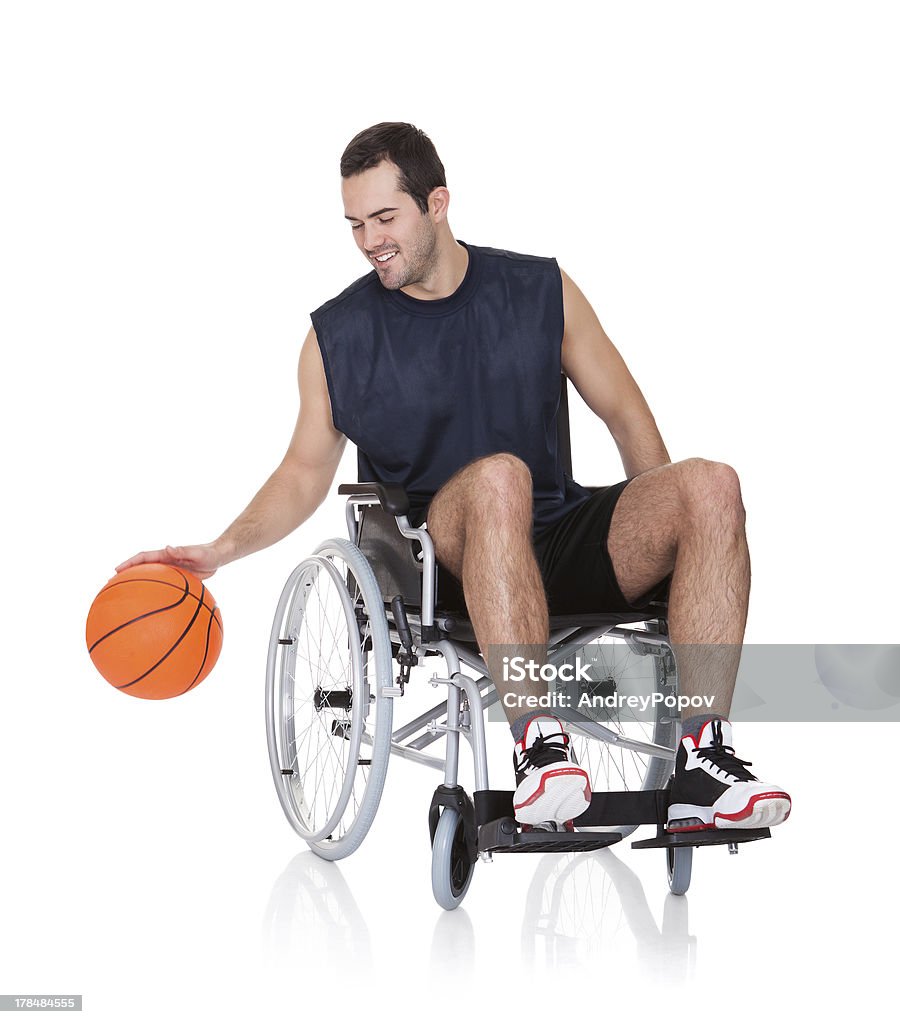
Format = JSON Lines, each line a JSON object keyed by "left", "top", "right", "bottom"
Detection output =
{"left": 431, "top": 808, "right": 475, "bottom": 910}
{"left": 667, "top": 844, "right": 693, "bottom": 895}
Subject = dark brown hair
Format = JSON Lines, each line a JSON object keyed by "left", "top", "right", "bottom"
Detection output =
{"left": 340, "top": 122, "right": 446, "bottom": 215}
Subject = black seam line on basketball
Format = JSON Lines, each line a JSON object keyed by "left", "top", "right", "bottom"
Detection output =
{"left": 99, "top": 577, "right": 221, "bottom": 623}
{"left": 180, "top": 602, "right": 216, "bottom": 696}
{"left": 179, "top": 583, "right": 212, "bottom": 695}
{"left": 117, "top": 584, "right": 206, "bottom": 689}
{"left": 89, "top": 575, "right": 192, "bottom": 653}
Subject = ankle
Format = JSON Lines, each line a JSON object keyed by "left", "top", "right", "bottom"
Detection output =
{"left": 510, "top": 710, "right": 546, "bottom": 743}
{"left": 680, "top": 712, "right": 726, "bottom": 743}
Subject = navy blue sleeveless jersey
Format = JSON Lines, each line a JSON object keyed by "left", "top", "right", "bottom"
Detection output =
{"left": 310, "top": 240, "right": 593, "bottom": 538}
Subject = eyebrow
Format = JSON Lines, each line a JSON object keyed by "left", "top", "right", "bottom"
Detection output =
{"left": 344, "top": 207, "right": 399, "bottom": 222}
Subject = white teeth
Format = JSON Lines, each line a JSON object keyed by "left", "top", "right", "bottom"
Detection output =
{"left": 375, "top": 252, "right": 396, "bottom": 262}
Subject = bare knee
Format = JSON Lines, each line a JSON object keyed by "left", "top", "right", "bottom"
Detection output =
{"left": 428, "top": 452, "right": 533, "bottom": 568}
{"left": 460, "top": 452, "right": 533, "bottom": 521}
{"left": 675, "top": 458, "right": 745, "bottom": 527}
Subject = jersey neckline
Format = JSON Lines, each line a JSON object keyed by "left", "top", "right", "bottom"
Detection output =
{"left": 382, "top": 240, "right": 481, "bottom": 317}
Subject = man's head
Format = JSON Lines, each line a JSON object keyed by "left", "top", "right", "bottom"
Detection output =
{"left": 340, "top": 122, "right": 450, "bottom": 290}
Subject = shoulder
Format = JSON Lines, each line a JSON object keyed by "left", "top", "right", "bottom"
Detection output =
{"left": 311, "top": 270, "right": 380, "bottom": 323}
{"left": 469, "top": 242, "right": 558, "bottom": 273}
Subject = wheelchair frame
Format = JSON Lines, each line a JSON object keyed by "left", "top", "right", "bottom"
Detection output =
{"left": 265, "top": 379, "right": 772, "bottom": 910}
{"left": 266, "top": 487, "right": 772, "bottom": 910}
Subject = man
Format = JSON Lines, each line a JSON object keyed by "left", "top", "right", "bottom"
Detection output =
{"left": 118, "top": 122, "right": 791, "bottom": 834}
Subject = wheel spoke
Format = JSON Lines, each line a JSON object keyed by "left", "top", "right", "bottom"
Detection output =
{"left": 561, "top": 633, "right": 677, "bottom": 833}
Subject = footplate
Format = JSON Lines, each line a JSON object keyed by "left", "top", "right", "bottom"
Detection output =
{"left": 632, "top": 826, "right": 771, "bottom": 850}
{"left": 478, "top": 817, "right": 622, "bottom": 854}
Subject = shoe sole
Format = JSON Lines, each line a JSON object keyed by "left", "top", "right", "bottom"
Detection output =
{"left": 514, "top": 769, "right": 591, "bottom": 827}
{"left": 667, "top": 791, "right": 792, "bottom": 833}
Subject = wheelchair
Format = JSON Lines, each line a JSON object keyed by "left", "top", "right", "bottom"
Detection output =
{"left": 264, "top": 379, "right": 772, "bottom": 910}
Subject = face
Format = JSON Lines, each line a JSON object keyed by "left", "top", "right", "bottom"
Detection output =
{"left": 342, "top": 160, "right": 438, "bottom": 290}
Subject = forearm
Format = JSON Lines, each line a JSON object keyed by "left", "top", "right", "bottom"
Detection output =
{"left": 611, "top": 416, "right": 671, "bottom": 479}
{"left": 213, "top": 460, "right": 328, "bottom": 564}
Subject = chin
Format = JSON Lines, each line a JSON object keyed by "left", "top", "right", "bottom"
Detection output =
{"left": 379, "top": 265, "right": 411, "bottom": 290}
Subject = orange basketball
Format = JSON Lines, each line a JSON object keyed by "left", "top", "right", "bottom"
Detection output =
{"left": 86, "top": 563, "right": 223, "bottom": 699}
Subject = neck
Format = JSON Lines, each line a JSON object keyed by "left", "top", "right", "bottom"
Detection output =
{"left": 400, "top": 230, "right": 468, "bottom": 301}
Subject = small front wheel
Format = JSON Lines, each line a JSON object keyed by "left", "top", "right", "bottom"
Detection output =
{"left": 431, "top": 808, "right": 476, "bottom": 911}
{"left": 667, "top": 845, "right": 693, "bottom": 895}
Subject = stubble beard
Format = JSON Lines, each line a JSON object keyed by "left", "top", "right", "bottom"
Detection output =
{"left": 383, "top": 217, "right": 439, "bottom": 291}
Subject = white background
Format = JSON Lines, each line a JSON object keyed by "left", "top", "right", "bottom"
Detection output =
{"left": 1, "top": 1, "right": 897, "bottom": 1020}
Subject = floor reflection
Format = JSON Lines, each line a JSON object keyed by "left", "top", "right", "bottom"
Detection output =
{"left": 261, "top": 852, "right": 373, "bottom": 970}
{"left": 261, "top": 846, "right": 695, "bottom": 983}
{"left": 518, "top": 849, "right": 697, "bottom": 980}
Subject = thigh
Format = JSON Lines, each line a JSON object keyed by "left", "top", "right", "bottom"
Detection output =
{"left": 605, "top": 464, "right": 682, "bottom": 605}
{"left": 538, "top": 482, "right": 672, "bottom": 615}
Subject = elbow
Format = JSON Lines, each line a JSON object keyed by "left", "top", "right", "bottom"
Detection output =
{"left": 278, "top": 453, "right": 337, "bottom": 506}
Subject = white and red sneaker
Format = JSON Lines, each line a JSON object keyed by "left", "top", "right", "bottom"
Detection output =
{"left": 667, "top": 718, "right": 792, "bottom": 832}
{"left": 512, "top": 716, "right": 592, "bottom": 828}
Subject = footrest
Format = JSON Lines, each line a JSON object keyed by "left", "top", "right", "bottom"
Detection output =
{"left": 632, "top": 827, "right": 771, "bottom": 850}
{"left": 478, "top": 817, "right": 622, "bottom": 854}
{"left": 474, "top": 789, "right": 667, "bottom": 828}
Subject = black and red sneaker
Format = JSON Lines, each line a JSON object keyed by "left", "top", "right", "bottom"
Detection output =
{"left": 512, "top": 716, "right": 591, "bottom": 828}
{"left": 667, "top": 718, "right": 792, "bottom": 832}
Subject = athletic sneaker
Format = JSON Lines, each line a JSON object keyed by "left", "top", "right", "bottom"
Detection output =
{"left": 512, "top": 716, "right": 592, "bottom": 828}
{"left": 667, "top": 718, "right": 792, "bottom": 832}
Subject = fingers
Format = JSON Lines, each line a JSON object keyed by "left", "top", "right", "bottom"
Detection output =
{"left": 114, "top": 546, "right": 192, "bottom": 574}
{"left": 114, "top": 545, "right": 218, "bottom": 580}
{"left": 115, "top": 549, "right": 168, "bottom": 573}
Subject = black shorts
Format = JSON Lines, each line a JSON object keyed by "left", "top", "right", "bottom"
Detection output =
{"left": 434, "top": 479, "right": 671, "bottom": 616}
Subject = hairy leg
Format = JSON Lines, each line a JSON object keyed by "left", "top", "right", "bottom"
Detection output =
{"left": 426, "top": 453, "right": 549, "bottom": 724}
{"left": 606, "top": 458, "right": 750, "bottom": 717}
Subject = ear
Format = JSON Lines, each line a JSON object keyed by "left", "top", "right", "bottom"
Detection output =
{"left": 428, "top": 185, "right": 450, "bottom": 223}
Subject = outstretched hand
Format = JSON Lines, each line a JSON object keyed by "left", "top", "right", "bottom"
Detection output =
{"left": 114, "top": 543, "right": 223, "bottom": 581}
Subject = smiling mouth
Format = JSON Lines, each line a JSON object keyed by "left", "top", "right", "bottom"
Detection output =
{"left": 372, "top": 251, "right": 398, "bottom": 264}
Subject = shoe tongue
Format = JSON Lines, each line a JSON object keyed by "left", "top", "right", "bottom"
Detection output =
{"left": 697, "top": 717, "right": 733, "bottom": 748}
{"left": 524, "top": 715, "right": 564, "bottom": 748}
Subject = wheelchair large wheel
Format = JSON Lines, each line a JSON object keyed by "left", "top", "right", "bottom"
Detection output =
{"left": 266, "top": 538, "right": 394, "bottom": 861}
{"left": 562, "top": 631, "right": 678, "bottom": 837}
{"left": 431, "top": 808, "right": 476, "bottom": 911}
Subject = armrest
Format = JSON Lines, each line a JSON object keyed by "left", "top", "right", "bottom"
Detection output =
{"left": 337, "top": 482, "right": 411, "bottom": 517}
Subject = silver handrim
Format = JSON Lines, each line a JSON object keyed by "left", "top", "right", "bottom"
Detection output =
{"left": 265, "top": 539, "right": 393, "bottom": 854}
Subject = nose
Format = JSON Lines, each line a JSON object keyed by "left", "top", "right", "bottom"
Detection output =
{"left": 363, "top": 223, "right": 387, "bottom": 254}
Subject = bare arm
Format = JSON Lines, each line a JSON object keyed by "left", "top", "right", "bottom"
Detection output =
{"left": 559, "top": 268, "right": 670, "bottom": 478}
{"left": 115, "top": 327, "right": 346, "bottom": 577}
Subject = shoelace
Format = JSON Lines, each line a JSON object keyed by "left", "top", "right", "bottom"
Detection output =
{"left": 516, "top": 731, "right": 571, "bottom": 772}
{"left": 694, "top": 719, "right": 758, "bottom": 782}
